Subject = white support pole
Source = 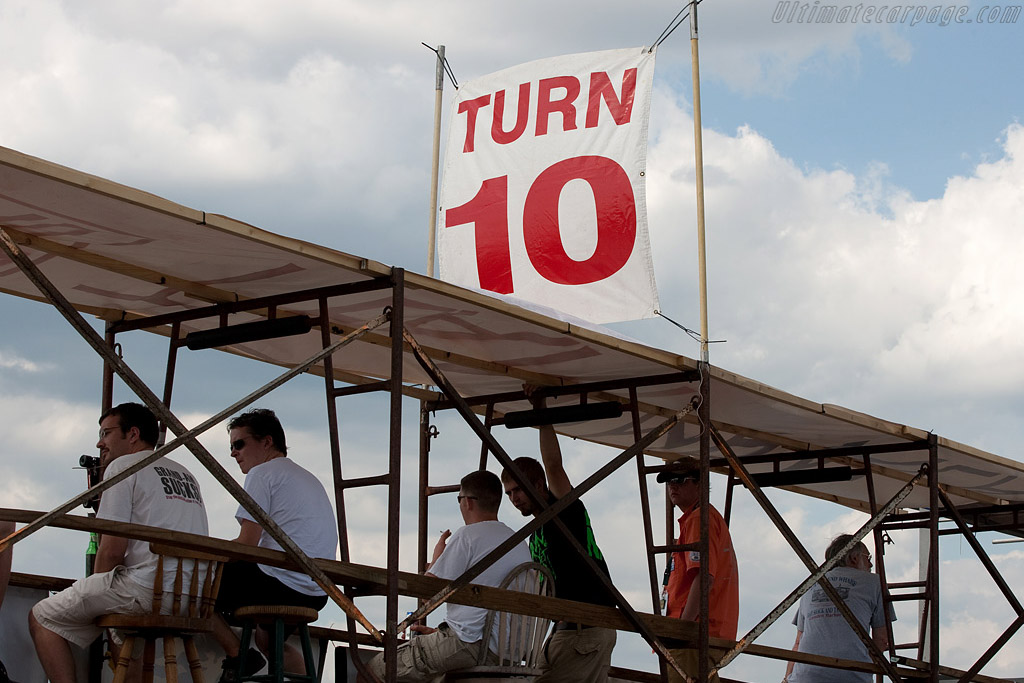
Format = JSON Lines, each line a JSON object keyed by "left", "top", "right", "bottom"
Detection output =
{"left": 690, "top": 2, "right": 710, "bottom": 364}
{"left": 426, "top": 45, "right": 445, "bottom": 278}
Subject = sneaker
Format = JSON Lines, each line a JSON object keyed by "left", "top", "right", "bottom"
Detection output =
{"left": 219, "top": 649, "right": 267, "bottom": 683}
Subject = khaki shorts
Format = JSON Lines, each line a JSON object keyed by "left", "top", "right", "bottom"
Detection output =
{"left": 366, "top": 623, "right": 494, "bottom": 682}
{"left": 31, "top": 567, "right": 151, "bottom": 648}
{"left": 536, "top": 626, "right": 616, "bottom": 683}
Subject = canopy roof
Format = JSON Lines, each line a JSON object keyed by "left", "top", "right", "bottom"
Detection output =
{"left": 1, "top": 144, "right": 1021, "bottom": 513}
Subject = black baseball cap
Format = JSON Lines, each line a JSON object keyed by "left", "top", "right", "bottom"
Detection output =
{"left": 656, "top": 457, "right": 701, "bottom": 483}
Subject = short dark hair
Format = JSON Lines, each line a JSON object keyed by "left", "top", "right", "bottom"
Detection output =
{"left": 500, "top": 457, "right": 546, "bottom": 489}
{"left": 100, "top": 403, "right": 158, "bottom": 447}
{"left": 825, "top": 534, "right": 865, "bottom": 565}
{"left": 461, "top": 470, "right": 503, "bottom": 513}
{"left": 228, "top": 408, "right": 287, "bottom": 455}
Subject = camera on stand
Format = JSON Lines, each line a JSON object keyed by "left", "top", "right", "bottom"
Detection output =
{"left": 79, "top": 454, "right": 102, "bottom": 511}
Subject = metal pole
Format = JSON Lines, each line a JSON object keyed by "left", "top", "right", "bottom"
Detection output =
{"left": 927, "top": 434, "right": 940, "bottom": 683}
{"left": 698, "top": 362, "right": 711, "bottom": 683}
{"left": 427, "top": 45, "right": 445, "bottom": 278}
{"left": 418, "top": 402, "right": 431, "bottom": 575}
{"left": 478, "top": 403, "right": 495, "bottom": 471}
{"left": 630, "top": 388, "right": 662, "bottom": 613}
{"left": 863, "top": 452, "right": 897, "bottom": 669}
{"left": 158, "top": 322, "right": 181, "bottom": 447}
{"left": 690, "top": 0, "right": 710, "bottom": 364}
{"left": 630, "top": 389, "right": 668, "bottom": 681}
{"left": 101, "top": 323, "right": 115, "bottom": 413}
{"left": 384, "top": 268, "right": 406, "bottom": 682}
{"left": 319, "top": 297, "right": 351, "bottom": 561}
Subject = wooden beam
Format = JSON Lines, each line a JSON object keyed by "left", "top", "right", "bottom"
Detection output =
{"left": 4, "top": 227, "right": 237, "bottom": 305}
{"left": 9, "top": 571, "right": 74, "bottom": 591}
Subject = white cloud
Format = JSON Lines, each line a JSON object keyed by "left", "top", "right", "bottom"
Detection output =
{"left": 0, "top": 349, "right": 47, "bottom": 373}
{"left": 639, "top": 91, "right": 1024, "bottom": 452}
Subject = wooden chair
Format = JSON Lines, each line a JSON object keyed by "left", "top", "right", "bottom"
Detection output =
{"left": 97, "top": 543, "right": 228, "bottom": 683}
{"left": 445, "top": 562, "right": 555, "bottom": 682}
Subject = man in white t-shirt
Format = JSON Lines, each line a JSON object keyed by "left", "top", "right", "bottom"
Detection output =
{"left": 29, "top": 403, "right": 209, "bottom": 683}
{"left": 212, "top": 408, "right": 338, "bottom": 683}
{"left": 364, "top": 470, "right": 531, "bottom": 682}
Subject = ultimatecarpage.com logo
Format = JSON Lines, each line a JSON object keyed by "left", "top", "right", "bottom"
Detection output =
{"left": 772, "top": 2, "right": 1021, "bottom": 25}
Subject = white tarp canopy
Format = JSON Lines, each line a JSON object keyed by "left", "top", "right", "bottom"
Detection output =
{"left": 1, "top": 144, "right": 1021, "bottom": 514}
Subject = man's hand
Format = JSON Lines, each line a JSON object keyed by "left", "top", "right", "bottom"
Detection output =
{"left": 430, "top": 530, "right": 451, "bottom": 567}
{"left": 523, "top": 384, "right": 546, "bottom": 409}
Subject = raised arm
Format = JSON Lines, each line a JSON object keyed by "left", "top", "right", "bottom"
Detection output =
{"left": 525, "top": 385, "right": 572, "bottom": 497}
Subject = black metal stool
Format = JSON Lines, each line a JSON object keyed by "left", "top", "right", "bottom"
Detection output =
{"left": 234, "top": 605, "right": 319, "bottom": 683}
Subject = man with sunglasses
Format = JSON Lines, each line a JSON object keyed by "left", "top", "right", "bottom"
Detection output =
{"left": 364, "top": 470, "right": 530, "bottom": 682}
{"left": 29, "top": 402, "right": 209, "bottom": 683}
{"left": 658, "top": 457, "right": 739, "bottom": 683}
{"left": 211, "top": 408, "right": 337, "bottom": 683}
{"left": 783, "top": 535, "right": 891, "bottom": 683}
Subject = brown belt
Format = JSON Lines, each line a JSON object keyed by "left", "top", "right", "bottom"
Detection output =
{"left": 554, "top": 620, "right": 596, "bottom": 631}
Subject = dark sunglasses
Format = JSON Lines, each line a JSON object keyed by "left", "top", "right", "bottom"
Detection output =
{"left": 230, "top": 437, "right": 250, "bottom": 452}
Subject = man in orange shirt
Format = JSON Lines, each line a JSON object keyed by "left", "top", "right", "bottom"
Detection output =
{"left": 658, "top": 458, "right": 739, "bottom": 683}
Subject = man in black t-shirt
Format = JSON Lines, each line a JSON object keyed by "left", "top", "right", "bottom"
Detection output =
{"left": 500, "top": 386, "right": 616, "bottom": 683}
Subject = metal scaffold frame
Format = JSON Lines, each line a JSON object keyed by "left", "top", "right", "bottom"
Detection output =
{"left": 3, "top": 216, "right": 1024, "bottom": 682}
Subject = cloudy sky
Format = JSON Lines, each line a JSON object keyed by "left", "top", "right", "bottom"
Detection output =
{"left": 1, "top": 0, "right": 1023, "bottom": 679}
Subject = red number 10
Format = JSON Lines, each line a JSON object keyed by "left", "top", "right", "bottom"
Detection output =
{"left": 445, "top": 155, "right": 637, "bottom": 294}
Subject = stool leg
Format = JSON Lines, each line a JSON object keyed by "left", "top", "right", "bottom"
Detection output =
{"left": 111, "top": 636, "right": 135, "bottom": 683}
{"left": 163, "top": 636, "right": 179, "bottom": 683}
{"left": 183, "top": 636, "right": 206, "bottom": 683}
{"left": 141, "top": 638, "right": 156, "bottom": 683}
{"left": 299, "top": 624, "right": 316, "bottom": 683}
{"left": 274, "top": 619, "right": 285, "bottom": 683}
{"left": 238, "top": 621, "right": 256, "bottom": 680}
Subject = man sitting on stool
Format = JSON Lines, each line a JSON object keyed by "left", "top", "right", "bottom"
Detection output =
{"left": 211, "top": 409, "right": 338, "bottom": 683}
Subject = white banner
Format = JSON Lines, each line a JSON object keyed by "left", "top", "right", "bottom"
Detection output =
{"left": 438, "top": 47, "right": 659, "bottom": 324}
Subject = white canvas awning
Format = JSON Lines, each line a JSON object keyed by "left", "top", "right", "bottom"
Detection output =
{"left": 2, "top": 144, "right": 1021, "bottom": 513}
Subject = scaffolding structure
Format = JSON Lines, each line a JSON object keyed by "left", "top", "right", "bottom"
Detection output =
{"left": 2, "top": 145, "right": 1024, "bottom": 682}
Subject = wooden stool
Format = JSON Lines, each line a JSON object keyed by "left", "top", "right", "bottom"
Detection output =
{"left": 234, "top": 605, "right": 319, "bottom": 683}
